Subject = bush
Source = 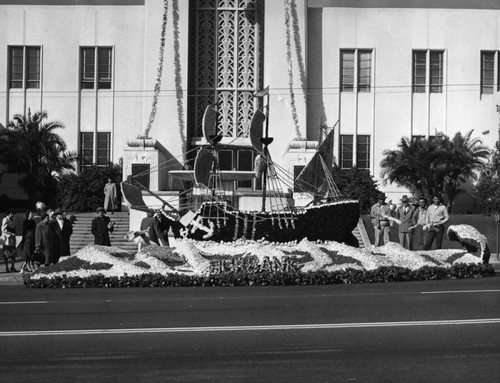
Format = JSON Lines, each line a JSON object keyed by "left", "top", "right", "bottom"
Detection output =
{"left": 332, "top": 166, "right": 382, "bottom": 215}
{"left": 23, "top": 263, "right": 496, "bottom": 288}
{"left": 56, "top": 163, "right": 122, "bottom": 212}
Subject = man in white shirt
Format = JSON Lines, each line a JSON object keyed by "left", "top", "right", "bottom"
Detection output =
{"left": 423, "top": 195, "right": 449, "bottom": 250}
{"left": 370, "top": 193, "right": 392, "bottom": 246}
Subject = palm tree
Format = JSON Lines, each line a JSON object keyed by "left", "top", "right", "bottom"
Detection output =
{"left": 0, "top": 110, "right": 77, "bottom": 205}
{"left": 380, "top": 130, "right": 489, "bottom": 211}
{"left": 438, "top": 130, "right": 490, "bottom": 211}
{"left": 380, "top": 137, "right": 435, "bottom": 198}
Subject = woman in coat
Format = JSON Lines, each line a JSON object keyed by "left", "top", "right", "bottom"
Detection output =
{"left": 35, "top": 213, "right": 56, "bottom": 266}
{"left": 103, "top": 178, "right": 117, "bottom": 214}
{"left": 20, "top": 210, "right": 36, "bottom": 272}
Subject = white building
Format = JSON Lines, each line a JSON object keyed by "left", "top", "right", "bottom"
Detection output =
{"left": 1, "top": 0, "right": 500, "bottom": 212}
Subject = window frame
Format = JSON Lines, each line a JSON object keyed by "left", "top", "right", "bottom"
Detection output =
{"left": 80, "top": 46, "right": 113, "bottom": 90}
{"left": 340, "top": 50, "right": 355, "bottom": 92}
{"left": 481, "top": 51, "right": 495, "bottom": 95}
{"left": 80, "top": 132, "right": 111, "bottom": 170}
{"left": 356, "top": 135, "right": 371, "bottom": 170}
{"left": 80, "top": 132, "right": 94, "bottom": 170}
{"left": 339, "top": 134, "right": 354, "bottom": 169}
{"left": 413, "top": 50, "right": 444, "bottom": 94}
{"left": 8, "top": 46, "right": 41, "bottom": 89}
{"left": 340, "top": 49, "right": 373, "bottom": 93}
{"left": 358, "top": 50, "right": 372, "bottom": 92}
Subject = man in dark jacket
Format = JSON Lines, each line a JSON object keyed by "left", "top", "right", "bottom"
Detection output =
{"left": 52, "top": 209, "right": 73, "bottom": 261}
{"left": 149, "top": 209, "right": 170, "bottom": 247}
{"left": 91, "top": 207, "right": 114, "bottom": 246}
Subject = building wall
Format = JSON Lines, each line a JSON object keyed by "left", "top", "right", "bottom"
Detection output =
{"left": 307, "top": 2, "right": 500, "bottom": 208}
{"left": 1, "top": 0, "right": 500, "bottom": 213}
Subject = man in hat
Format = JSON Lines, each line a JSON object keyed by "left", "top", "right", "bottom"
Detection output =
{"left": 91, "top": 207, "right": 115, "bottom": 246}
{"left": 51, "top": 208, "right": 73, "bottom": 261}
{"left": 393, "top": 195, "right": 417, "bottom": 250}
{"left": 370, "top": 193, "right": 392, "bottom": 246}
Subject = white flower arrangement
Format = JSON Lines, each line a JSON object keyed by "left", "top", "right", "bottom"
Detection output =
{"left": 29, "top": 234, "right": 485, "bottom": 281}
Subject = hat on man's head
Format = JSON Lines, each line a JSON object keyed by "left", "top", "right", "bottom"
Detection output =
{"left": 96, "top": 207, "right": 105, "bottom": 213}
{"left": 54, "top": 208, "right": 64, "bottom": 216}
{"left": 377, "top": 193, "right": 386, "bottom": 200}
{"left": 400, "top": 195, "right": 409, "bottom": 203}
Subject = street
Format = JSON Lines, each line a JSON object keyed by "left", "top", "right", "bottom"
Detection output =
{"left": 0, "top": 278, "right": 499, "bottom": 382}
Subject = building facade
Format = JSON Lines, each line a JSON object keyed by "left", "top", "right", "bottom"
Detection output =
{"left": 1, "top": 0, "right": 500, "bottom": 211}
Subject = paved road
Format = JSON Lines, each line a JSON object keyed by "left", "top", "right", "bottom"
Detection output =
{"left": 0, "top": 278, "right": 499, "bottom": 382}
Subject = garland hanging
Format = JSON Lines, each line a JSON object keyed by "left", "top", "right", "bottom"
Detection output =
{"left": 172, "top": 0, "right": 187, "bottom": 161}
{"left": 284, "top": 0, "right": 302, "bottom": 140}
{"left": 141, "top": 0, "right": 169, "bottom": 139}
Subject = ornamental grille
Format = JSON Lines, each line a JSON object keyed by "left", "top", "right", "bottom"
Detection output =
{"left": 189, "top": 0, "right": 263, "bottom": 138}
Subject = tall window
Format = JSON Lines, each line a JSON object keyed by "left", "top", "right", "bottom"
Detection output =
{"left": 9, "top": 46, "right": 41, "bottom": 89}
{"left": 341, "top": 49, "right": 372, "bottom": 92}
{"left": 412, "top": 50, "right": 444, "bottom": 93}
{"left": 80, "top": 47, "right": 112, "bottom": 90}
{"left": 80, "top": 132, "right": 94, "bottom": 169}
{"left": 340, "top": 135, "right": 353, "bottom": 169}
{"left": 356, "top": 135, "right": 371, "bottom": 169}
{"left": 341, "top": 50, "right": 355, "bottom": 92}
{"left": 80, "top": 132, "right": 111, "bottom": 170}
{"left": 97, "top": 132, "right": 111, "bottom": 166}
{"left": 189, "top": 1, "right": 263, "bottom": 138}
{"left": 481, "top": 51, "right": 495, "bottom": 95}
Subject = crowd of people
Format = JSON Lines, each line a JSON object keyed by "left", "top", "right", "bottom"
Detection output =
{"left": 1, "top": 206, "right": 76, "bottom": 273}
{"left": 370, "top": 193, "right": 450, "bottom": 250}
{"left": 1, "top": 202, "right": 119, "bottom": 274}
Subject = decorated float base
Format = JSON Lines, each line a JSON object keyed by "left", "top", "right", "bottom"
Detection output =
{"left": 24, "top": 232, "right": 496, "bottom": 288}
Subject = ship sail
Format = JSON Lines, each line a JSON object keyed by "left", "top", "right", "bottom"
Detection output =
{"left": 194, "top": 147, "right": 215, "bottom": 187}
{"left": 202, "top": 105, "right": 217, "bottom": 142}
{"left": 250, "top": 109, "right": 266, "bottom": 152}
{"left": 295, "top": 128, "right": 335, "bottom": 195}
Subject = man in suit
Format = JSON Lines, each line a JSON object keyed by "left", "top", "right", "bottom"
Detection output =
{"left": 51, "top": 209, "right": 73, "bottom": 262}
{"left": 393, "top": 195, "right": 417, "bottom": 250}
{"left": 91, "top": 207, "right": 115, "bottom": 246}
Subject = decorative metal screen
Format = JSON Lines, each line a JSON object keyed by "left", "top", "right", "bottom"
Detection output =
{"left": 189, "top": 0, "right": 263, "bottom": 138}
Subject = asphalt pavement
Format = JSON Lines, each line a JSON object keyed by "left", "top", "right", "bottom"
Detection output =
{"left": 0, "top": 278, "right": 499, "bottom": 382}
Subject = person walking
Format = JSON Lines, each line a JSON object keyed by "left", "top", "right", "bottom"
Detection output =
{"left": 91, "top": 207, "right": 115, "bottom": 246}
{"left": 104, "top": 178, "right": 117, "bottom": 214}
{"left": 19, "top": 211, "right": 36, "bottom": 273}
{"left": 52, "top": 209, "right": 73, "bottom": 261}
{"left": 35, "top": 213, "right": 55, "bottom": 267}
{"left": 1, "top": 210, "right": 17, "bottom": 273}
{"left": 413, "top": 197, "right": 429, "bottom": 250}
{"left": 424, "top": 195, "right": 449, "bottom": 250}
{"left": 393, "top": 195, "right": 416, "bottom": 250}
{"left": 370, "top": 193, "right": 392, "bottom": 246}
